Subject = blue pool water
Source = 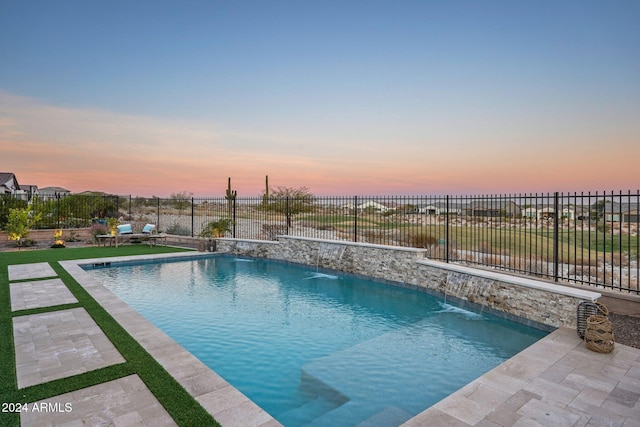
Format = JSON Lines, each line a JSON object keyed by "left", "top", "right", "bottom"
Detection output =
{"left": 85, "top": 255, "right": 548, "bottom": 426}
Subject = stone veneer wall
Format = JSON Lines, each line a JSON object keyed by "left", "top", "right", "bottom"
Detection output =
{"left": 215, "top": 236, "right": 601, "bottom": 329}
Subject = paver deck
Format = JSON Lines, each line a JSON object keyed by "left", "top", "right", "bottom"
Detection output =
{"left": 8, "top": 262, "right": 57, "bottom": 281}
{"left": 20, "top": 374, "right": 177, "bottom": 427}
{"left": 402, "top": 327, "right": 640, "bottom": 426}
{"left": 6, "top": 256, "right": 640, "bottom": 426}
{"left": 13, "top": 307, "right": 126, "bottom": 389}
{"left": 10, "top": 278, "right": 78, "bottom": 311}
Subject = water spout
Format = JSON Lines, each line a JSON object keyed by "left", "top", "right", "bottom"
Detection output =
{"left": 442, "top": 275, "right": 491, "bottom": 314}
{"left": 316, "top": 243, "right": 346, "bottom": 271}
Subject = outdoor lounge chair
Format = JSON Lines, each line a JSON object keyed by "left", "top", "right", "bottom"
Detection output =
{"left": 116, "top": 223, "right": 165, "bottom": 246}
{"left": 141, "top": 223, "right": 156, "bottom": 234}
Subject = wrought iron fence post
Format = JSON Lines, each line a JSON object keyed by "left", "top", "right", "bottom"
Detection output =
{"left": 285, "top": 196, "right": 290, "bottom": 234}
{"left": 232, "top": 197, "right": 237, "bottom": 238}
{"left": 353, "top": 196, "right": 358, "bottom": 242}
{"left": 56, "top": 193, "right": 60, "bottom": 228}
{"left": 191, "top": 197, "right": 195, "bottom": 237}
{"left": 157, "top": 197, "right": 160, "bottom": 231}
{"left": 446, "top": 195, "right": 450, "bottom": 263}
{"left": 553, "top": 192, "right": 559, "bottom": 282}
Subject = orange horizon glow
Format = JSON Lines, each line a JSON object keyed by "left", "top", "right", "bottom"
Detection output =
{"left": 2, "top": 91, "right": 639, "bottom": 198}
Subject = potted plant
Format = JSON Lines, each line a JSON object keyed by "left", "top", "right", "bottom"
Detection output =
{"left": 200, "top": 218, "right": 233, "bottom": 238}
{"left": 198, "top": 218, "right": 232, "bottom": 251}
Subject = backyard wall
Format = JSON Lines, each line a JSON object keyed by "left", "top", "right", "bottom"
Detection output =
{"left": 0, "top": 228, "right": 95, "bottom": 249}
{"left": 216, "top": 236, "right": 601, "bottom": 330}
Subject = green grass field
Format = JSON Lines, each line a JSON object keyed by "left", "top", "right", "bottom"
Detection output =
{"left": 0, "top": 245, "right": 220, "bottom": 427}
{"left": 298, "top": 213, "right": 638, "bottom": 264}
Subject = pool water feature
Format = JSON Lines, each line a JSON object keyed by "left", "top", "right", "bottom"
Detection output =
{"left": 85, "top": 255, "right": 548, "bottom": 426}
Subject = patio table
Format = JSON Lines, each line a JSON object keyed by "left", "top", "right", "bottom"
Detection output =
{"left": 96, "top": 234, "right": 116, "bottom": 247}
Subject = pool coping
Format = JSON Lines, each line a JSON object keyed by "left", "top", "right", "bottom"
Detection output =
{"left": 61, "top": 253, "right": 640, "bottom": 426}
{"left": 417, "top": 258, "right": 601, "bottom": 301}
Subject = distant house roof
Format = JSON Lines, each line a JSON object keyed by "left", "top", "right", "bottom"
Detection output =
{"left": 39, "top": 186, "right": 71, "bottom": 194}
{"left": 20, "top": 184, "right": 39, "bottom": 192}
{"left": 0, "top": 172, "right": 20, "bottom": 194}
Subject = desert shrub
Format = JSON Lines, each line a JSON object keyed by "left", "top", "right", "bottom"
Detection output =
{"left": 90, "top": 223, "right": 108, "bottom": 240}
{"left": 510, "top": 257, "right": 550, "bottom": 275}
{"left": 482, "top": 255, "right": 503, "bottom": 266}
{"left": 361, "top": 229, "right": 385, "bottom": 244}
{"left": 315, "top": 224, "right": 336, "bottom": 231}
{"left": 569, "top": 266, "right": 598, "bottom": 279}
{"left": 66, "top": 229, "right": 80, "bottom": 242}
{"left": 611, "top": 254, "right": 629, "bottom": 267}
{"left": 571, "top": 257, "right": 600, "bottom": 268}
{"left": 262, "top": 224, "right": 286, "bottom": 240}
{"left": 410, "top": 233, "right": 438, "bottom": 248}
{"left": 429, "top": 245, "right": 453, "bottom": 259}
{"left": 166, "top": 223, "right": 191, "bottom": 236}
{"left": 477, "top": 241, "right": 497, "bottom": 254}
{"left": 596, "top": 270, "right": 620, "bottom": 285}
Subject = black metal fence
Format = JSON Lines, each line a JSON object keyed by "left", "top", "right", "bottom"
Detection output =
{"left": 2, "top": 190, "right": 638, "bottom": 294}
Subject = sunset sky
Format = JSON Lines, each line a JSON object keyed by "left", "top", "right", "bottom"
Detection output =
{"left": 1, "top": 1, "right": 639, "bottom": 197}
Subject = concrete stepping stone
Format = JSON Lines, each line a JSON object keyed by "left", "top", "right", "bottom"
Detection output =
{"left": 20, "top": 374, "right": 177, "bottom": 427}
{"left": 10, "top": 278, "right": 78, "bottom": 311}
{"left": 13, "top": 307, "right": 126, "bottom": 388}
{"left": 8, "top": 262, "right": 57, "bottom": 281}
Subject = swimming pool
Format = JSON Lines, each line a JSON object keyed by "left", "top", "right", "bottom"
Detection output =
{"left": 85, "top": 255, "right": 548, "bottom": 426}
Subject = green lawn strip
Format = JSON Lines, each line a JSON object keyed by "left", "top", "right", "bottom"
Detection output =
{"left": 1, "top": 246, "right": 219, "bottom": 427}
{"left": 0, "top": 262, "right": 17, "bottom": 399}
{"left": 12, "top": 303, "right": 82, "bottom": 318}
{"left": 9, "top": 363, "right": 136, "bottom": 404}
{"left": 2, "top": 245, "right": 190, "bottom": 266}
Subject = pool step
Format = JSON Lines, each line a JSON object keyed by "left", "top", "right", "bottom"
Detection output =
{"left": 299, "top": 319, "right": 448, "bottom": 425}
{"left": 277, "top": 369, "right": 348, "bottom": 426}
{"left": 277, "top": 395, "right": 342, "bottom": 426}
{"left": 355, "top": 406, "right": 414, "bottom": 427}
{"left": 304, "top": 402, "right": 412, "bottom": 427}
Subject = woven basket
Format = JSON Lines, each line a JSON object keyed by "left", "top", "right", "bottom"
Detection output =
{"left": 584, "top": 314, "right": 615, "bottom": 353}
{"left": 576, "top": 302, "right": 609, "bottom": 339}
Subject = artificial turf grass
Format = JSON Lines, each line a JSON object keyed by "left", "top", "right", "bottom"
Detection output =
{"left": 0, "top": 246, "right": 221, "bottom": 427}
{"left": 11, "top": 302, "right": 82, "bottom": 318}
{"left": 0, "top": 261, "right": 18, "bottom": 407}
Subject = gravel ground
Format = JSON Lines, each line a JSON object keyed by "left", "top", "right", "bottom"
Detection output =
{"left": 609, "top": 313, "right": 640, "bottom": 349}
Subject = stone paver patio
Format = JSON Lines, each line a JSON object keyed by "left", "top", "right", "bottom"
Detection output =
{"left": 403, "top": 327, "right": 640, "bottom": 426}
{"left": 10, "top": 278, "right": 78, "bottom": 311}
{"left": 20, "top": 374, "right": 177, "bottom": 427}
{"left": 8, "top": 262, "right": 56, "bottom": 281}
{"left": 5, "top": 257, "right": 640, "bottom": 426}
{"left": 12, "top": 307, "right": 126, "bottom": 389}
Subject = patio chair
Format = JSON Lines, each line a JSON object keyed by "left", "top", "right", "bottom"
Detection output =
{"left": 141, "top": 223, "right": 156, "bottom": 234}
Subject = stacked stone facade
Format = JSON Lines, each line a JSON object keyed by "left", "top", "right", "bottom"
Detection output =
{"left": 216, "top": 236, "right": 600, "bottom": 329}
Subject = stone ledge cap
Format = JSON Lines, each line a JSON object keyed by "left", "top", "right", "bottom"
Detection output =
{"left": 417, "top": 259, "right": 601, "bottom": 301}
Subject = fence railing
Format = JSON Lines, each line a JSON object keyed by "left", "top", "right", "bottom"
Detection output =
{"left": 2, "top": 191, "right": 638, "bottom": 294}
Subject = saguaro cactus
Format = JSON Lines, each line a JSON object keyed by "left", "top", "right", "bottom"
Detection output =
{"left": 225, "top": 177, "right": 237, "bottom": 218}
{"left": 263, "top": 175, "right": 269, "bottom": 207}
